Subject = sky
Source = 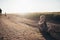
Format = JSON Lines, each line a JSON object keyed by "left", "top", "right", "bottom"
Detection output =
{"left": 0, "top": 0, "right": 60, "bottom": 14}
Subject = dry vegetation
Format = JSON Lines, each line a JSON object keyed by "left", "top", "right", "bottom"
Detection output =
{"left": 23, "top": 12, "right": 60, "bottom": 40}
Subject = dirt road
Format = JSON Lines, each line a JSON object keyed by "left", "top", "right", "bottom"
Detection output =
{"left": 0, "top": 15, "right": 56, "bottom": 40}
{"left": 0, "top": 15, "right": 45, "bottom": 40}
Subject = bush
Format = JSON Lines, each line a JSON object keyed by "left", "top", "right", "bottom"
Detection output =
{"left": 24, "top": 12, "right": 60, "bottom": 24}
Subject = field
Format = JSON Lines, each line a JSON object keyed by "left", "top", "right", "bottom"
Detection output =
{"left": 0, "top": 12, "right": 60, "bottom": 40}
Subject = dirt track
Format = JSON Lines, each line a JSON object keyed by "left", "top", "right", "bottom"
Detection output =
{"left": 0, "top": 15, "right": 56, "bottom": 40}
{"left": 0, "top": 15, "right": 46, "bottom": 40}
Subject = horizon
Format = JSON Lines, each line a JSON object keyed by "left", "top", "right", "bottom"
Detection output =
{"left": 0, "top": 0, "right": 60, "bottom": 15}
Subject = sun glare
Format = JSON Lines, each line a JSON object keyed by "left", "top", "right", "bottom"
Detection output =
{"left": 0, "top": 0, "right": 60, "bottom": 14}
{"left": 20, "top": 13, "right": 28, "bottom": 15}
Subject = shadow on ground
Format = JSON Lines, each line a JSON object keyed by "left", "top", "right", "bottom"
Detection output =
{"left": 40, "top": 31, "right": 57, "bottom": 40}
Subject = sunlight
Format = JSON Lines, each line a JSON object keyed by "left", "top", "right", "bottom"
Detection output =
{"left": 0, "top": 0, "right": 60, "bottom": 14}
{"left": 20, "top": 13, "right": 28, "bottom": 15}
